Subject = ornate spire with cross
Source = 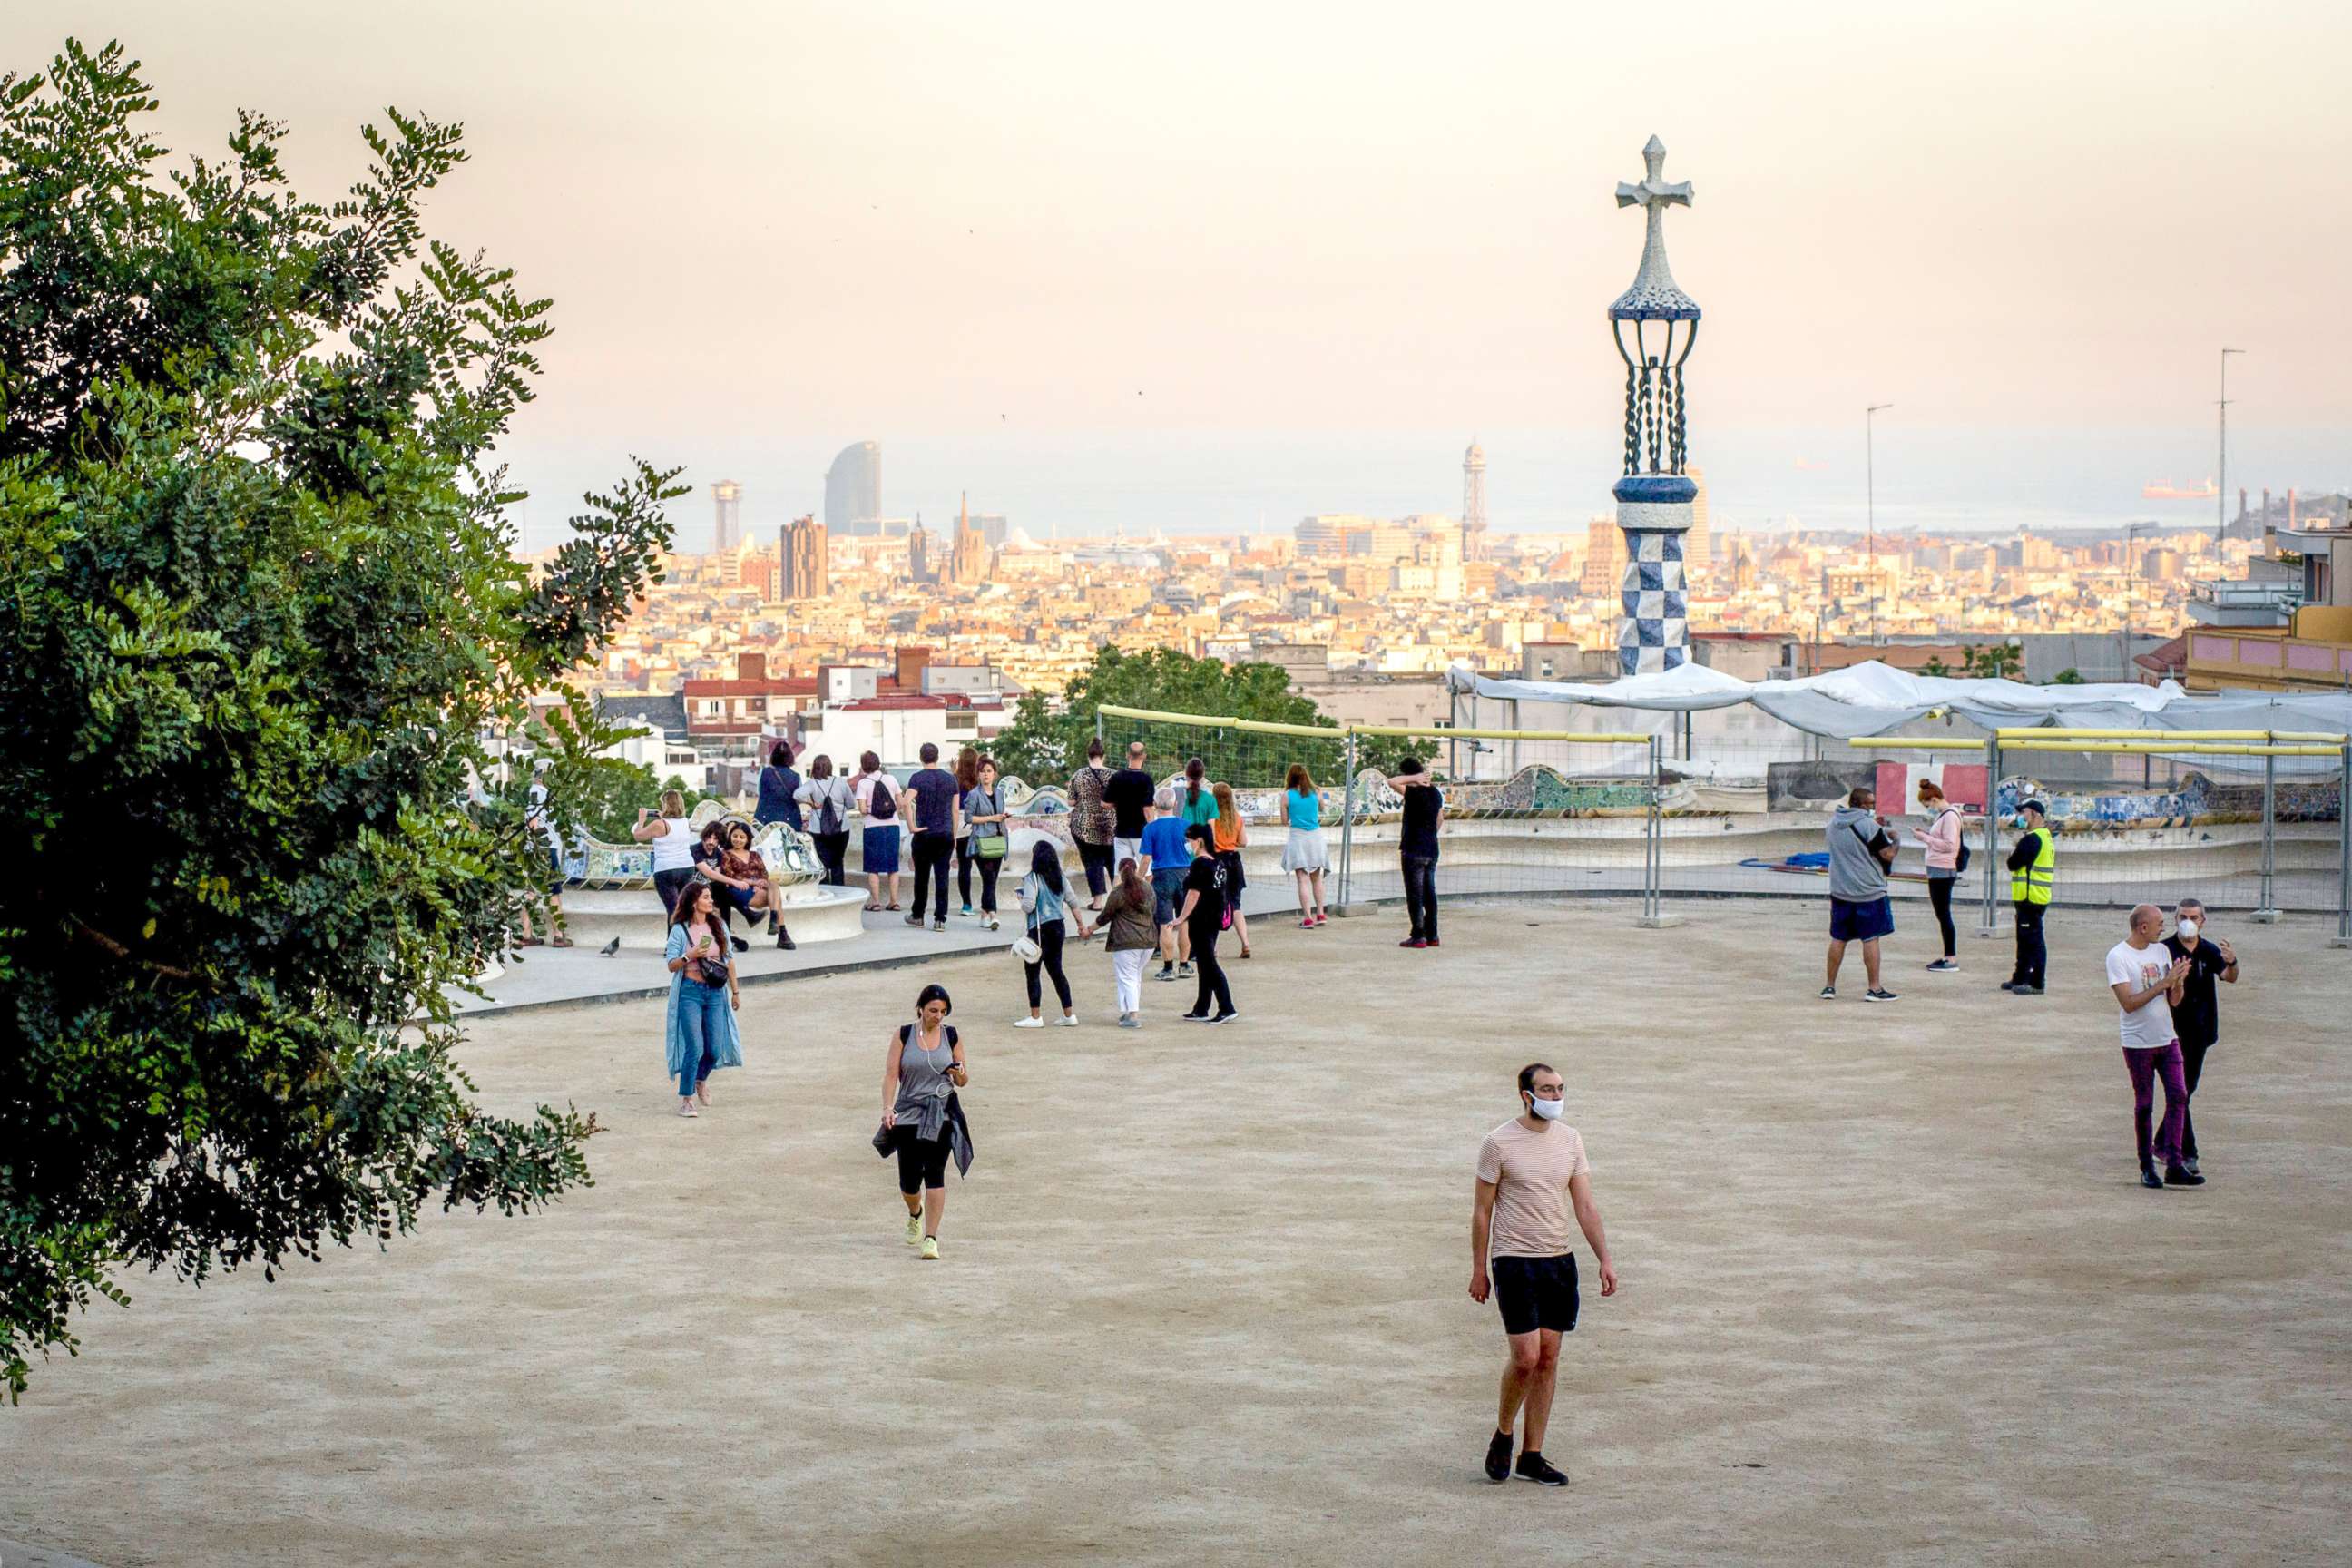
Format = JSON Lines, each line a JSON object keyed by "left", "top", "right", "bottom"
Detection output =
{"left": 1610, "top": 135, "right": 1699, "bottom": 323}
{"left": 1602, "top": 136, "right": 1704, "bottom": 679}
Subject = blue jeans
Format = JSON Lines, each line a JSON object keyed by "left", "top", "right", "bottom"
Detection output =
{"left": 677, "top": 980, "right": 729, "bottom": 1096}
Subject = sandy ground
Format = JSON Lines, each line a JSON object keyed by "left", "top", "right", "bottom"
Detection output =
{"left": 5, "top": 897, "right": 2348, "bottom": 1566}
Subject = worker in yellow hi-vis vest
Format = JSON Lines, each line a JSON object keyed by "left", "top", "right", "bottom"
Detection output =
{"left": 2002, "top": 798, "right": 2054, "bottom": 995}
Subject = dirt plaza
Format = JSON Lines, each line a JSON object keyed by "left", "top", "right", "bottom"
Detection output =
{"left": 5, "top": 897, "right": 2347, "bottom": 1566}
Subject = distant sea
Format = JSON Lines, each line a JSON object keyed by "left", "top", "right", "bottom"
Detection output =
{"left": 505, "top": 425, "right": 2347, "bottom": 554}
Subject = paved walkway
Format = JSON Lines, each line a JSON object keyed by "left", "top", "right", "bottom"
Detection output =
{"left": 462, "top": 859, "right": 2345, "bottom": 1015}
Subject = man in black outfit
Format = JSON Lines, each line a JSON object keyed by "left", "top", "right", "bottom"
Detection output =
{"left": 1393, "top": 755, "right": 1444, "bottom": 949}
{"left": 2161, "top": 897, "right": 2238, "bottom": 1178}
{"left": 1175, "top": 822, "right": 1237, "bottom": 1024}
{"left": 903, "top": 742, "right": 963, "bottom": 932}
{"left": 1103, "top": 741, "right": 1156, "bottom": 869}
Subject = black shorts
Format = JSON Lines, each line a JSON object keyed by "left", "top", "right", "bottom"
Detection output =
{"left": 1493, "top": 1253, "right": 1579, "bottom": 1337}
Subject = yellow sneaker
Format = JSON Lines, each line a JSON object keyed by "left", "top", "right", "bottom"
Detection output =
{"left": 919, "top": 1236, "right": 941, "bottom": 1261}
{"left": 905, "top": 1212, "right": 921, "bottom": 1247}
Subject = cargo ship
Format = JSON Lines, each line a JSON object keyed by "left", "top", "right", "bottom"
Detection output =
{"left": 2143, "top": 477, "right": 2219, "bottom": 500}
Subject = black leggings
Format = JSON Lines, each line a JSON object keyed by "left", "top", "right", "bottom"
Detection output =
{"left": 956, "top": 838, "right": 973, "bottom": 906}
{"left": 1927, "top": 875, "right": 1957, "bottom": 957}
{"left": 813, "top": 829, "right": 850, "bottom": 886}
{"left": 1077, "top": 838, "right": 1115, "bottom": 897}
{"left": 1024, "top": 920, "right": 1073, "bottom": 1011}
{"left": 1191, "top": 926, "right": 1234, "bottom": 1016}
{"left": 972, "top": 855, "right": 1002, "bottom": 915}
{"left": 892, "top": 1124, "right": 953, "bottom": 1194}
{"left": 653, "top": 867, "right": 699, "bottom": 916}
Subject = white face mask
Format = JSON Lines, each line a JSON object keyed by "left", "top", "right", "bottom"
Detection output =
{"left": 1525, "top": 1094, "right": 1564, "bottom": 1122}
{"left": 2177, "top": 918, "right": 2200, "bottom": 940}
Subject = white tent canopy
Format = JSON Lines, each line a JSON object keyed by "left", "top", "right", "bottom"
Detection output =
{"left": 1447, "top": 659, "right": 2352, "bottom": 746}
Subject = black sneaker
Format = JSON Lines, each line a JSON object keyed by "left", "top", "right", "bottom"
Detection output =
{"left": 1181, "top": 1011, "right": 1211, "bottom": 1023}
{"left": 2013, "top": 984, "right": 2044, "bottom": 995}
{"left": 1484, "top": 1429, "right": 1513, "bottom": 1484}
{"left": 1514, "top": 1451, "right": 1568, "bottom": 1486}
{"left": 2140, "top": 1164, "right": 2166, "bottom": 1190}
{"left": 1865, "top": 987, "right": 1898, "bottom": 1003}
{"left": 1818, "top": 985, "right": 1836, "bottom": 1000}
{"left": 2164, "top": 1163, "right": 2206, "bottom": 1187}
{"left": 1210, "top": 1012, "right": 1240, "bottom": 1025}
{"left": 1999, "top": 980, "right": 2019, "bottom": 992}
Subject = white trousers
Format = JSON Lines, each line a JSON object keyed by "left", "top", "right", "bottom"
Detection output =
{"left": 1112, "top": 947, "right": 1149, "bottom": 1014}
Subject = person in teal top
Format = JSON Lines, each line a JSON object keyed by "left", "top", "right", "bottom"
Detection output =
{"left": 1280, "top": 761, "right": 1331, "bottom": 926}
{"left": 1180, "top": 757, "right": 1217, "bottom": 828}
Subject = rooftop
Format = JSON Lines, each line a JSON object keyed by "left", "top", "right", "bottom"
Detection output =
{"left": 9, "top": 898, "right": 2345, "bottom": 1563}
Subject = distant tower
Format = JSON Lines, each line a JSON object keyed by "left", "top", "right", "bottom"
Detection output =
{"left": 824, "top": 441, "right": 882, "bottom": 532}
{"left": 780, "top": 514, "right": 828, "bottom": 599}
{"left": 1604, "top": 135, "right": 1702, "bottom": 675}
{"left": 951, "top": 492, "right": 990, "bottom": 586}
{"left": 710, "top": 480, "right": 742, "bottom": 554}
{"left": 1461, "top": 440, "right": 1489, "bottom": 562}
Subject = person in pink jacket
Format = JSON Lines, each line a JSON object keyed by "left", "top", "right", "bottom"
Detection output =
{"left": 1915, "top": 779, "right": 1965, "bottom": 971}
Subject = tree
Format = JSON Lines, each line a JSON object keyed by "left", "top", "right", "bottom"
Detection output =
{"left": 1919, "top": 656, "right": 1953, "bottom": 679}
{"left": 0, "top": 40, "right": 682, "bottom": 1397}
{"left": 526, "top": 691, "right": 661, "bottom": 842}
{"left": 2051, "top": 667, "right": 2085, "bottom": 686}
{"left": 1961, "top": 642, "right": 2024, "bottom": 681}
{"left": 991, "top": 645, "right": 1344, "bottom": 787}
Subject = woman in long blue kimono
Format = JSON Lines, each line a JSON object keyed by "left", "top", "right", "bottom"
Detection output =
{"left": 665, "top": 883, "right": 742, "bottom": 1118}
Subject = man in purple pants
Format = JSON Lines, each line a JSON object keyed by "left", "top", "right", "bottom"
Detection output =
{"left": 2105, "top": 905, "right": 2202, "bottom": 1191}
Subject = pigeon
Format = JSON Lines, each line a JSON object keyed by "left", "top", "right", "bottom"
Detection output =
{"left": 599, "top": 936, "right": 621, "bottom": 956}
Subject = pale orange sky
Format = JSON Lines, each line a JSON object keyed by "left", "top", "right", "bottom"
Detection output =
{"left": 10, "top": 2, "right": 2349, "bottom": 464}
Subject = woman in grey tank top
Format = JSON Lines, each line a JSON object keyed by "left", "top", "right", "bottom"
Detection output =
{"left": 876, "top": 983, "right": 975, "bottom": 1259}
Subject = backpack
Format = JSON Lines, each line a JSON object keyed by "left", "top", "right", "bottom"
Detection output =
{"left": 816, "top": 782, "right": 843, "bottom": 837}
{"left": 867, "top": 777, "right": 897, "bottom": 823}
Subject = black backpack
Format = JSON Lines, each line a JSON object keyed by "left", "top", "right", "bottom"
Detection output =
{"left": 868, "top": 777, "right": 897, "bottom": 822}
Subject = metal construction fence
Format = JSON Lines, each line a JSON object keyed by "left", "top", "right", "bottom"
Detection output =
{"left": 1090, "top": 704, "right": 2352, "bottom": 945}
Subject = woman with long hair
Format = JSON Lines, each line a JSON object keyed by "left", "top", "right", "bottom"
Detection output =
{"left": 852, "top": 750, "right": 902, "bottom": 912}
{"left": 1281, "top": 761, "right": 1330, "bottom": 927}
{"left": 691, "top": 820, "right": 754, "bottom": 951}
{"left": 1211, "top": 780, "right": 1252, "bottom": 959}
{"left": 663, "top": 882, "right": 741, "bottom": 1118}
{"left": 1099, "top": 855, "right": 1160, "bottom": 1028}
{"left": 1181, "top": 757, "right": 1216, "bottom": 828}
{"left": 962, "top": 755, "right": 1009, "bottom": 931}
{"left": 1014, "top": 838, "right": 1077, "bottom": 1027}
{"left": 953, "top": 745, "right": 983, "bottom": 916}
{"left": 875, "top": 982, "right": 973, "bottom": 1260}
{"left": 633, "top": 789, "right": 698, "bottom": 916}
{"left": 755, "top": 739, "right": 804, "bottom": 832}
{"left": 723, "top": 819, "right": 794, "bottom": 951}
{"left": 1176, "top": 822, "right": 1238, "bottom": 1024}
{"left": 798, "top": 753, "right": 857, "bottom": 887}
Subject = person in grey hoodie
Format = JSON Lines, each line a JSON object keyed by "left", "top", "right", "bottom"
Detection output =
{"left": 1823, "top": 787, "right": 1899, "bottom": 1002}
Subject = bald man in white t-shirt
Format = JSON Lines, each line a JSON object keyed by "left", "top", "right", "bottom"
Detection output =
{"left": 1470, "top": 1062, "right": 1620, "bottom": 1487}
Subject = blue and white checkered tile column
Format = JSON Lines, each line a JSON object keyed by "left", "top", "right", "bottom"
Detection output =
{"left": 1610, "top": 474, "right": 1697, "bottom": 678}
{"left": 1616, "top": 530, "right": 1688, "bottom": 676}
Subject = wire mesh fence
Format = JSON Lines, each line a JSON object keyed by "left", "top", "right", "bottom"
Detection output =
{"left": 1085, "top": 702, "right": 2352, "bottom": 944}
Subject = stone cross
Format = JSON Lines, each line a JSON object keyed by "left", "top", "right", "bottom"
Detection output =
{"left": 1615, "top": 134, "right": 1691, "bottom": 230}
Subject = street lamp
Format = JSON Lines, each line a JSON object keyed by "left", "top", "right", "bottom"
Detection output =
{"left": 2217, "top": 348, "right": 2244, "bottom": 548}
{"left": 1866, "top": 403, "right": 1894, "bottom": 644}
{"left": 2121, "top": 521, "right": 2153, "bottom": 681}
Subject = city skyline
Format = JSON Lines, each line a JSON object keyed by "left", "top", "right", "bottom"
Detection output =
{"left": 509, "top": 421, "right": 2350, "bottom": 556}
{"left": 22, "top": 2, "right": 2347, "bottom": 558}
